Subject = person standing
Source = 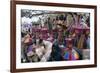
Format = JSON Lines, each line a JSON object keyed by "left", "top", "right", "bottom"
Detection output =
{"left": 47, "top": 17, "right": 53, "bottom": 34}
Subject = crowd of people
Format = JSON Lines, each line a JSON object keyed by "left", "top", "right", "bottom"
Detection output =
{"left": 21, "top": 12, "right": 90, "bottom": 63}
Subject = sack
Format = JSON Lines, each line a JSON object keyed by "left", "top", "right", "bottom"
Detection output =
{"left": 27, "top": 51, "right": 34, "bottom": 57}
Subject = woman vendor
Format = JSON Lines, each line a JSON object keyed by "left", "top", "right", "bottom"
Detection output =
{"left": 63, "top": 38, "right": 82, "bottom": 60}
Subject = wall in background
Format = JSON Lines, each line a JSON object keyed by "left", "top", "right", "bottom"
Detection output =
{"left": 0, "top": 0, "right": 99, "bottom": 73}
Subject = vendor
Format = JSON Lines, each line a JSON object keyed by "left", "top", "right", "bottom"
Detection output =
{"left": 63, "top": 38, "right": 82, "bottom": 60}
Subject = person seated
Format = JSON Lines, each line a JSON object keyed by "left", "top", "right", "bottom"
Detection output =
{"left": 26, "top": 44, "right": 39, "bottom": 62}
{"left": 50, "top": 33, "right": 64, "bottom": 61}
{"left": 63, "top": 38, "right": 82, "bottom": 60}
{"left": 25, "top": 39, "right": 46, "bottom": 62}
{"left": 21, "top": 32, "right": 33, "bottom": 62}
{"left": 30, "top": 39, "right": 53, "bottom": 62}
{"left": 50, "top": 42, "right": 63, "bottom": 61}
